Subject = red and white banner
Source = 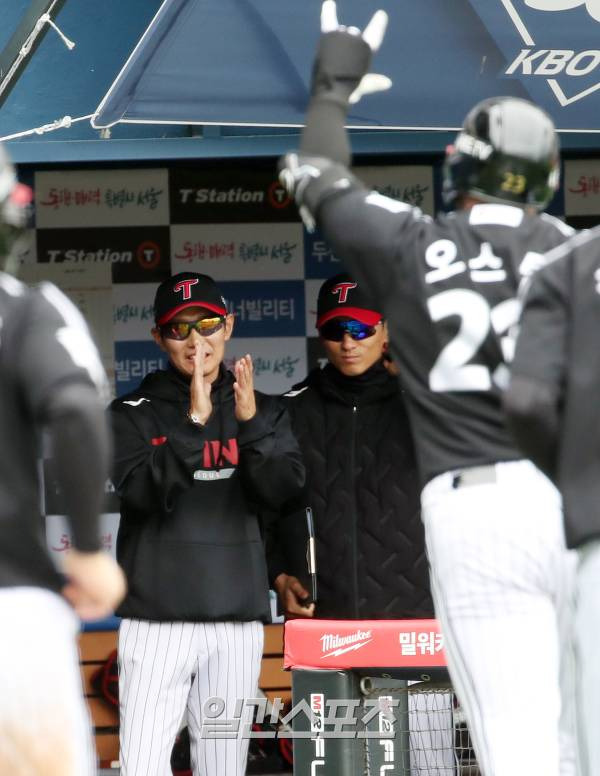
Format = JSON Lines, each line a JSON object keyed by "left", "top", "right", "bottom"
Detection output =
{"left": 284, "top": 619, "right": 447, "bottom": 671}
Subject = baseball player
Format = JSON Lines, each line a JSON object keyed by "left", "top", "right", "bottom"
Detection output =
{"left": 505, "top": 227, "right": 600, "bottom": 776}
{"left": 269, "top": 272, "right": 452, "bottom": 775}
{"left": 109, "top": 272, "right": 305, "bottom": 776}
{"left": 278, "top": 4, "right": 578, "bottom": 775}
{"left": 0, "top": 144, "right": 126, "bottom": 775}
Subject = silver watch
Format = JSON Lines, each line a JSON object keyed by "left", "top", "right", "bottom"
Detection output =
{"left": 187, "top": 410, "right": 204, "bottom": 426}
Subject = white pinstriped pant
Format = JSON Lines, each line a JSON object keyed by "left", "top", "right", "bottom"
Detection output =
{"left": 118, "top": 619, "right": 264, "bottom": 776}
{"left": 421, "top": 460, "right": 578, "bottom": 776}
{"left": 0, "top": 588, "right": 96, "bottom": 776}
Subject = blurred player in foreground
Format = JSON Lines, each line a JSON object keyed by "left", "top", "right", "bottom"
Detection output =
{"left": 279, "top": 4, "right": 577, "bottom": 774}
{"left": 0, "top": 144, "right": 126, "bottom": 775}
{"left": 505, "top": 226, "right": 600, "bottom": 776}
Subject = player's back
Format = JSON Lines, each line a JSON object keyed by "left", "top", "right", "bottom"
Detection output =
{"left": 318, "top": 193, "right": 573, "bottom": 485}
{"left": 0, "top": 275, "right": 41, "bottom": 523}
{"left": 0, "top": 273, "right": 105, "bottom": 591}
{"left": 387, "top": 203, "right": 573, "bottom": 483}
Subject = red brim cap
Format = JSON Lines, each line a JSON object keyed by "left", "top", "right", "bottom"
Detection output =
{"left": 157, "top": 301, "right": 227, "bottom": 325}
{"left": 154, "top": 272, "right": 228, "bottom": 324}
{"left": 316, "top": 307, "right": 382, "bottom": 328}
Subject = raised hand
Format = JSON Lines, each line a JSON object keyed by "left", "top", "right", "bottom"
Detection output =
{"left": 233, "top": 354, "right": 257, "bottom": 422}
{"left": 189, "top": 339, "right": 213, "bottom": 425}
{"left": 317, "top": 0, "right": 391, "bottom": 105}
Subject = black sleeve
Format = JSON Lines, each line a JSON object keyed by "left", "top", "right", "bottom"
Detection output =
{"left": 237, "top": 396, "right": 305, "bottom": 511}
{"left": 45, "top": 383, "right": 109, "bottom": 552}
{"left": 300, "top": 98, "right": 351, "bottom": 166}
{"left": 300, "top": 29, "right": 373, "bottom": 166}
{"left": 265, "top": 503, "right": 311, "bottom": 587}
{"left": 11, "top": 283, "right": 110, "bottom": 551}
{"left": 295, "top": 30, "right": 419, "bottom": 298}
{"left": 504, "top": 254, "right": 571, "bottom": 479}
{"left": 319, "top": 189, "right": 419, "bottom": 313}
{"left": 264, "top": 513, "right": 288, "bottom": 586}
{"left": 108, "top": 405, "right": 211, "bottom": 513}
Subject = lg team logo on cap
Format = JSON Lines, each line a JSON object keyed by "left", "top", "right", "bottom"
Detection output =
{"left": 332, "top": 282, "right": 357, "bottom": 303}
{"left": 498, "top": 0, "right": 600, "bottom": 105}
{"left": 173, "top": 278, "right": 199, "bottom": 299}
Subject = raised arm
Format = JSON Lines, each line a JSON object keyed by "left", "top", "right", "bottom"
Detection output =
{"left": 279, "top": 2, "right": 419, "bottom": 306}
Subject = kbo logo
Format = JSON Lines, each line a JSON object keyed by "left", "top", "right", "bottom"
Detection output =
{"left": 497, "top": 0, "right": 600, "bottom": 106}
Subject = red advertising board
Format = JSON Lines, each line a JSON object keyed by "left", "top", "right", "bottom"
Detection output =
{"left": 284, "top": 619, "right": 448, "bottom": 671}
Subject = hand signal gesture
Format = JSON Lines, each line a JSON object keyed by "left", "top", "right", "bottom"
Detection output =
{"left": 319, "top": 0, "right": 391, "bottom": 105}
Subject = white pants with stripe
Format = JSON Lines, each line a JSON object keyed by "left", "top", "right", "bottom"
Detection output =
{"left": 421, "top": 460, "right": 578, "bottom": 776}
{"left": 0, "top": 587, "right": 96, "bottom": 776}
{"left": 118, "top": 619, "right": 263, "bottom": 776}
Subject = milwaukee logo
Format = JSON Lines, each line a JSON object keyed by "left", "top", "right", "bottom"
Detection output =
{"left": 320, "top": 629, "right": 373, "bottom": 658}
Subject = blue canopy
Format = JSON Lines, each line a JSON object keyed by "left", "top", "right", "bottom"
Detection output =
{"left": 92, "top": 0, "right": 600, "bottom": 133}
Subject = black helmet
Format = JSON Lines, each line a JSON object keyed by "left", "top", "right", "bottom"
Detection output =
{"left": 442, "top": 97, "right": 560, "bottom": 211}
{"left": 0, "top": 144, "right": 32, "bottom": 273}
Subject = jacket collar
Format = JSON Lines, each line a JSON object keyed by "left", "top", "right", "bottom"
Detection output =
{"left": 300, "top": 362, "right": 398, "bottom": 406}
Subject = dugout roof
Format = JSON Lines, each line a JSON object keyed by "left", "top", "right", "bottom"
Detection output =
{"left": 3, "top": 0, "right": 600, "bottom": 164}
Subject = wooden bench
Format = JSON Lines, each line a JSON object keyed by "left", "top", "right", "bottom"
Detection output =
{"left": 79, "top": 623, "right": 289, "bottom": 768}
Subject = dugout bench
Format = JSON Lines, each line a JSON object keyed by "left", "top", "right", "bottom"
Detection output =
{"left": 78, "top": 623, "right": 290, "bottom": 770}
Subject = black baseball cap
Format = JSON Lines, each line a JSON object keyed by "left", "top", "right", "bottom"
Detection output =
{"left": 316, "top": 273, "right": 382, "bottom": 329}
{"left": 154, "top": 272, "right": 227, "bottom": 325}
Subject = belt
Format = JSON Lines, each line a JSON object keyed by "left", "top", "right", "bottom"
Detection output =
{"left": 452, "top": 464, "right": 497, "bottom": 489}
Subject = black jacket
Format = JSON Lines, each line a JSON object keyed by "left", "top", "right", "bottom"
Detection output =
{"left": 268, "top": 363, "right": 433, "bottom": 619}
{"left": 109, "top": 364, "right": 305, "bottom": 622}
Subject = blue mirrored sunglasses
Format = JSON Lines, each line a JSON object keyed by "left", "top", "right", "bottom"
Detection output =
{"left": 319, "top": 319, "right": 381, "bottom": 342}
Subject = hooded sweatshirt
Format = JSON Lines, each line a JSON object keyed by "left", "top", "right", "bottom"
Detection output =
{"left": 109, "top": 364, "right": 305, "bottom": 622}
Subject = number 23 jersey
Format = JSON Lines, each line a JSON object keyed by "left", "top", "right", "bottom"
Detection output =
{"left": 317, "top": 191, "right": 574, "bottom": 485}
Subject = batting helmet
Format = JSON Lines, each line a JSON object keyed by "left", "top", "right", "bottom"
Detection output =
{"left": 442, "top": 96, "right": 560, "bottom": 211}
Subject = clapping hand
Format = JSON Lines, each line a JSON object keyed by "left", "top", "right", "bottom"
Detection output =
{"left": 234, "top": 354, "right": 257, "bottom": 422}
{"left": 189, "top": 339, "right": 213, "bottom": 425}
